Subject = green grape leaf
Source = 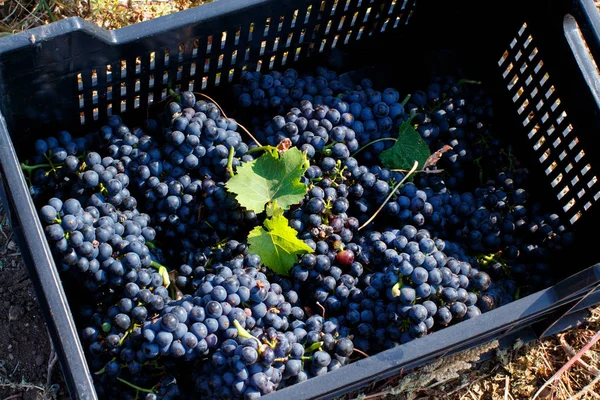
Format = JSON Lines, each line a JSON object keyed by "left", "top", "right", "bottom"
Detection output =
{"left": 226, "top": 147, "right": 309, "bottom": 213}
{"left": 379, "top": 120, "right": 431, "bottom": 171}
{"left": 247, "top": 214, "right": 313, "bottom": 275}
{"left": 266, "top": 201, "right": 284, "bottom": 217}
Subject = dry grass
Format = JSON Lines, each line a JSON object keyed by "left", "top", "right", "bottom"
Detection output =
{"left": 0, "top": 0, "right": 211, "bottom": 33}
{"left": 446, "top": 309, "right": 600, "bottom": 400}
{"left": 342, "top": 307, "right": 600, "bottom": 400}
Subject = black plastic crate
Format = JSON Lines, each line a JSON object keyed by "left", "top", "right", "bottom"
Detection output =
{"left": 1, "top": 0, "right": 600, "bottom": 398}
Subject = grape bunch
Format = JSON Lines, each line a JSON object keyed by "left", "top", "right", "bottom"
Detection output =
{"left": 403, "top": 77, "right": 510, "bottom": 189}
{"left": 21, "top": 60, "right": 577, "bottom": 400}
{"left": 234, "top": 67, "right": 350, "bottom": 116}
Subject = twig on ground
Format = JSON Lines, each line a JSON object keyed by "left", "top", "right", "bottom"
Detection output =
{"left": 567, "top": 373, "right": 600, "bottom": 400}
{"left": 559, "top": 333, "right": 600, "bottom": 376}
{"left": 0, "top": 380, "right": 45, "bottom": 392}
{"left": 3, "top": 394, "right": 23, "bottom": 400}
{"left": 533, "top": 330, "right": 600, "bottom": 400}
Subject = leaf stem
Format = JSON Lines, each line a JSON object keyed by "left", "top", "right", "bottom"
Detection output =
{"left": 359, "top": 160, "right": 419, "bottom": 231}
{"left": 246, "top": 145, "right": 277, "bottom": 155}
{"left": 116, "top": 377, "right": 156, "bottom": 394}
{"left": 226, "top": 146, "right": 235, "bottom": 178}
{"left": 351, "top": 138, "right": 397, "bottom": 158}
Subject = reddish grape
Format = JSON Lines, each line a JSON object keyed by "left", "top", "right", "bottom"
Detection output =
{"left": 336, "top": 249, "right": 355, "bottom": 265}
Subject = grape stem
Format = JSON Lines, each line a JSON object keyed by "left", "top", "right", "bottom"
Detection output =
{"left": 95, "top": 357, "right": 117, "bottom": 375}
{"left": 167, "top": 89, "right": 182, "bottom": 104}
{"left": 20, "top": 163, "right": 53, "bottom": 172}
{"left": 321, "top": 141, "right": 337, "bottom": 151}
{"left": 315, "top": 302, "right": 326, "bottom": 319}
{"left": 473, "top": 157, "right": 484, "bottom": 184}
{"left": 116, "top": 377, "right": 156, "bottom": 394}
{"left": 193, "top": 91, "right": 263, "bottom": 147}
{"left": 304, "top": 341, "right": 324, "bottom": 354}
{"left": 353, "top": 348, "right": 370, "bottom": 358}
{"left": 42, "top": 153, "right": 59, "bottom": 178}
{"left": 119, "top": 325, "right": 134, "bottom": 346}
{"left": 150, "top": 261, "right": 171, "bottom": 288}
{"left": 226, "top": 145, "right": 235, "bottom": 178}
{"left": 457, "top": 78, "right": 482, "bottom": 85}
{"left": 400, "top": 94, "right": 412, "bottom": 106}
{"left": 358, "top": 160, "right": 419, "bottom": 231}
{"left": 233, "top": 320, "right": 261, "bottom": 347}
{"left": 351, "top": 138, "right": 397, "bottom": 158}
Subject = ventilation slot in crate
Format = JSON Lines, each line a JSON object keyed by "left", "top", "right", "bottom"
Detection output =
{"left": 74, "top": 0, "right": 416, "bottom": 126}
{"left": 499, "top": 22, "right": 599, "bottom": 224}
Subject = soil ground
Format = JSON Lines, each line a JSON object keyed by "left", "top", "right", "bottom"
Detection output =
{"left": 0, "top": 207, "right": 66, "bottom": 399}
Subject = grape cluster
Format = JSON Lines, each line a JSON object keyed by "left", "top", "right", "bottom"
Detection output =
{"left": 403, "top": 77, "right": 508, "bottom": 189}
{"left": 23, "top": 61, "right": 577, "bottom": 399}
{"left": 193, "top": 314, "right": 353, "bottom": 398}
{"left": 234, "top": 67, "right": 350, "bottom": 116}
{"left": 36, "top": 152, "right": 162, "bottom": 294}
{"left": 26, "top": 131, "right": 95, "bottom": 199}
{"left": 337, "top": 82, "right": 409, "bottom": 164}
{"left": 93, "top": 94, "right": 256, "bottom": 243}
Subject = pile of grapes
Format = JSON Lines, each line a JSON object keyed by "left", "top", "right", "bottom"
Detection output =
{"left": 20, "top": 65, "right": 574, "bottom": 399}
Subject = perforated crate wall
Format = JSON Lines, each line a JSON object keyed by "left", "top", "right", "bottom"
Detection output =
{"left": 75, "top": 0, "right": 416, "bottom": 127}
{"left": 499, "top": 21, "right": 600, "bottom": 225}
